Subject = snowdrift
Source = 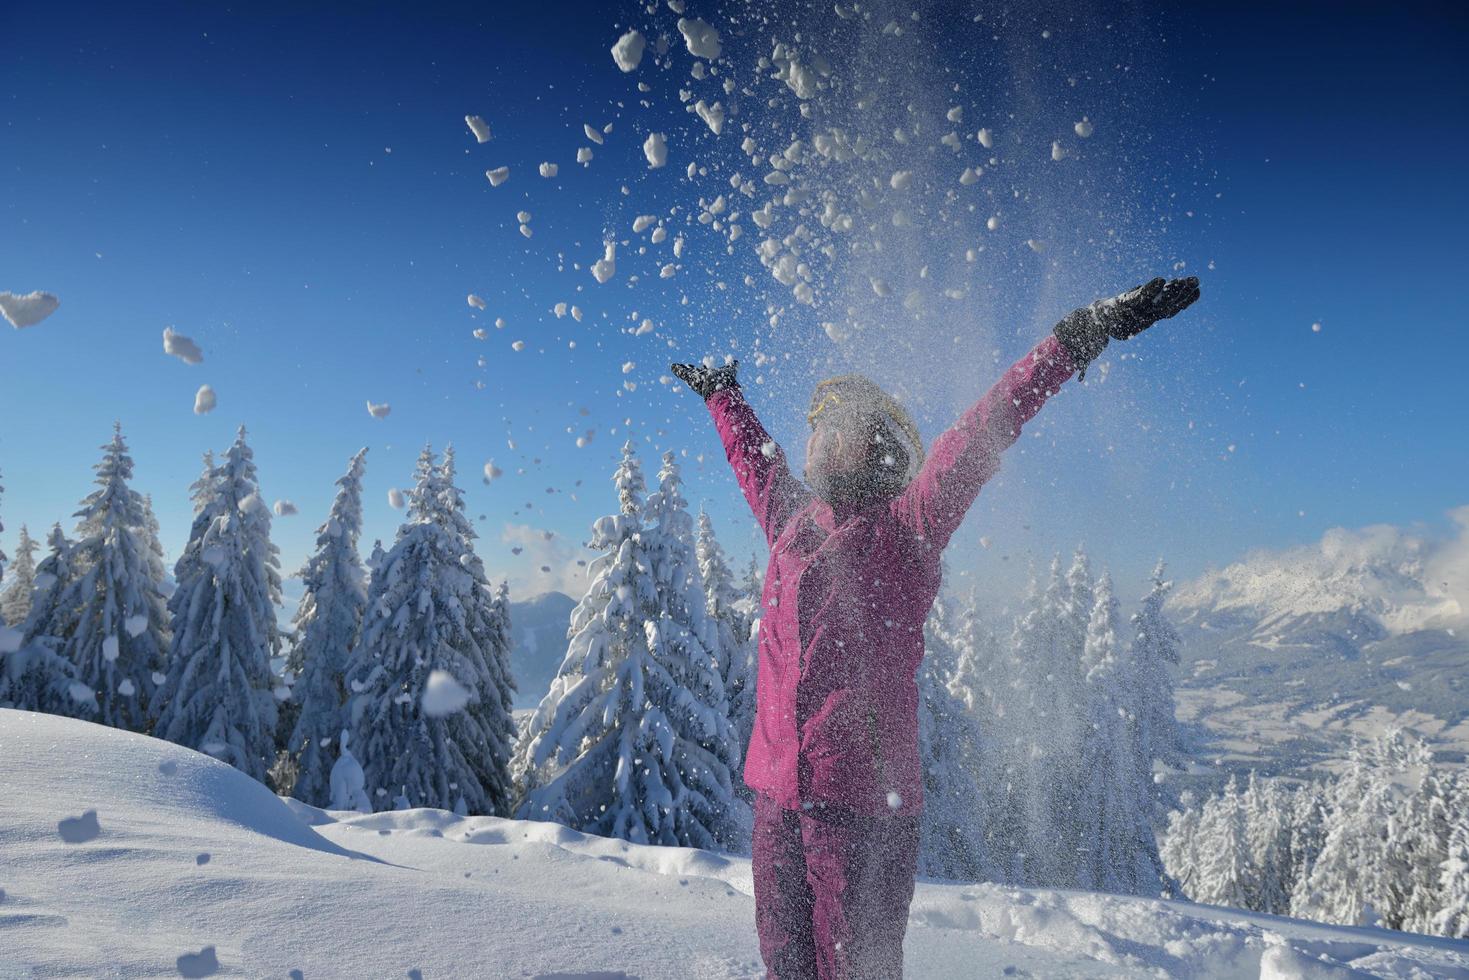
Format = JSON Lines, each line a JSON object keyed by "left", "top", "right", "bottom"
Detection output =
{"left": 2, "top": 709, "right": 1465, "bottom": 978}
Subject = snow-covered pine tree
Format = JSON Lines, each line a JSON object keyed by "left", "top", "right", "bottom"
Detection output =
{"left": 695, "top": 509, "right": 756, "bottom": 802}
{"left": 189, "top": 451, "right": 217, "bottom": 514}
{"left": 1076, "top": 571, "right": 1165, "bottom": 896}
{"left": 285, "top": 448, "right": 369, "bottom": 807}
{"left": 515, "top": 441, "right": 744, "bottom": 850}
{"left": 1399, "top": 766, "right": 1455, "bottom": 934}
{"left": 1241, "top": 772, "right": 1294, "bottom": 914}
{"left": 1129, "top": 559, "right": 1186, "bottom": 774}
{"left": 641, "top": 451, "right": 746, "bottom": 846}
{"left": 3, "top": 526, "right": 93, "bottom": 715}
{"left": 1193, "top": 776, "right": 1255, "bottom": 910}
{"left": 55, "top": 425, "right": 170, "bottom": 731}
{"left": 1435, "top": 773, "right": 1469, "bottom": 938}
{"left": 1159, "top": 791, "right": 1202, "bottom": 900}
{"left": 1, "top": 524, "right": 39, "bottom": 626}
{"left": 0, "top": 469, "right": 6, "bottom": 589}
{"left": 917, "top": 586, "right": 991, "bottom": 881}
{"left": 1006, "top": 557, "right": 1069, "bottom": 886}
{"left": 1290, "top": 730, "right": 1418, "bottom": 928}
{"left": 154, "top": 427, "right": 283, "bottom": 782}
{"left": 343, "top": 445, "right": 517, "bottom": 816}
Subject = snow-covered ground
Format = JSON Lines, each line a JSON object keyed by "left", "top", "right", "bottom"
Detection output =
{"left": 4, "top": 710, "right": 1467, "bottom": 979}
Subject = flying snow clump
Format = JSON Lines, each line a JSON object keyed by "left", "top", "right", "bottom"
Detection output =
{"left": 193, "top": 385, "right": 216, "bottom": 415}
{"left": 677, "top": 17, "right": 721, "bottom": 59}
{"left": 421, "top": 669, "right": 472, "bottom": 717}
{"left": 643, "top": 132, "right": 668, "bottom": 168}
{"left": 485, "top": 167, "right": 509, "bottom": 187}
{"left": 273, "top": 500, "right": 298, "bottom": 517}
{"left": 611, "top": 29, "right": 646, "bottom": 72}
{"left": 464, "top": 115, "right": 492, "bottom": 143}
{"left": 366, "top": 401, "right": 391, "bottom": 419}
{"left": 163, "top": 327, "right": 204, "bottom": 365}
{"left": 387, "top": 488, "right": 405, "bottom": 509}
{"left": 0, "top": 290, "right": 60, "bottom": 328}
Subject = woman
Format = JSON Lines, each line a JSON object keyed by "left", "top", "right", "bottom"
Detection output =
{"left": 672, "top": 276, "right": 1200, "bottom": 979}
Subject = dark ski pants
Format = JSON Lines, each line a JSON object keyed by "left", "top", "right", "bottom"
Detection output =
{"left": 752, "top": 793, "right": 921, "bottom": 980}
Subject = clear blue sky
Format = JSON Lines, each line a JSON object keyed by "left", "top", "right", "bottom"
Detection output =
{"left": 2, "top": 0, "right": 1465, "bottom": 610}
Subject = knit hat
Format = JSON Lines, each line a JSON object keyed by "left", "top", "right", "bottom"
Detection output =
{"left": 807, "top": 374, "right": 924, "bottom": 485}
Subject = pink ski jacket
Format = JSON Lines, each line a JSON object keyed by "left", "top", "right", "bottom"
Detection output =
{"left": 707, "top": 334, "right": 1077, "bottom": 816}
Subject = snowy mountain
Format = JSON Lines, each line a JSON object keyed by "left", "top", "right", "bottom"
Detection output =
{"left": 5, "top": 708, "right": 1467, "bottom": 978}
{"left": 1167, "top": 515, "right": 1469, "bottom": 783}
{"left": 506, "top": 590, "right": 576, "bottom": 709}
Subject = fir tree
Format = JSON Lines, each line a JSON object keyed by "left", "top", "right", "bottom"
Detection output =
{"left": 696, "top": 509, "right": 757, "bottom": 803}
{"left": 917, "top": 587, "right": 991, "bottom": 881}
{"left": 515, "top": 442, "right": 744, "bottom": 850}
{"left": 1, "top": 524, "right": 39, "bottom": 626}
{"left": 344, "top": 446, "right": 517, "bottom": 816}
{"left": 1435, "top": 774, "right": 1469, "bottom": 938}
{"left": 1130, "top": 560, "right": 1186, "bottom": 773}
{"left": 285, "top": 448, "right": 369, "bottom": 807}
{"left": 56, "top": 425, "right": 170, "bottom": 731}
{"left": 1077, "top": 572, "right": 1165, "bottom": 895}
{"left": 155, "top": 427, "right": 283, "bottom": 782}
{"left": 2, "top": 526, "right": 92, "bottom": 715}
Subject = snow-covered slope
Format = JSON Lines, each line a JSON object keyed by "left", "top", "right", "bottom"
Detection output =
{"left": 3, "top": 710, "right": 1467, "bottom": 978}
{"left": 507, "top": 589, "right": 576, "bottom": 709}
{"left": 1167, "top": 514, "right": 1469, "bottom": 783}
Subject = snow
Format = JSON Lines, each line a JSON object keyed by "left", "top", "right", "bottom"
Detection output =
{"left": 366, "top": 400, "right": 391, "bottom": 419}
{"left": 694, "top": 99, "right": 725, "bottom": 135}
{"left": 977, "top": 127, "right": 994, "bottom": 148}
{"left": 421, "top": 669, "right": 472, "bottom": 717}
{"left": 1075, "top": 117, "right": 1095, "bottom": 138}
{"left": 538, "top": 162, "right": 558, "bottom": 177}
{"left": 193, "top": 385, "right": 216, "bottom": 415}
{"left": 611, "top": 29, "right": 646, "bottom": 72}
{"left": 464, "top": 115, "right": 492, "bottom": 143}
{"left": 102, "top": 635, "right": 119, "bottom": 662}
{"left": 584, "top": 124, "right": 604, "bottom": 145}
{"left": 592, "top": 242, "right": 617, "bottom": 283}
{"left": 0, "top": 290, "right": 60, "bottom": 328}
{"left": 484, "top": 166, "right": 509, "bottom": 187}
{"left": 677, "top": 17, "right": 721, "bottom": 60}
{"left": 643, "top": 132, "right": 668, "bottom": 168}
{"left": 273, "top": 500, "right": 298, "bottom": 516}
{"left": 467, "top": 293, "right": 487, "bottom": 310}
{"left": 576, "top": 146, "right": 594, "bottom": 165}
{"left": 1051, "top": 140, "right": 1068, "bottom": 161}
{"left": 890, "top": 170, "right": 913, "bottom": 190}
{"left": 387, "top": 488, "right": 405, "bottom": 509}
{"left": 163, "top": 327, "right": 204, "bottom": 365}
{"left": 4, "top": 709, "right": 1467, "bottom": 978}
{"left": 124, "top": 614, "right": 149, "bottom": 637}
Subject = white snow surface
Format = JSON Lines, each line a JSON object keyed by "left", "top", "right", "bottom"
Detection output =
{"left": 0, "top": 290, "right": 60, "bottom": 328}
{"left": 4, "top": 710, "right": 1466, "bottom": 979}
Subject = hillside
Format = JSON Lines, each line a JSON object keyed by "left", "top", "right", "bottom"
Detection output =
{"left": 3, "top": 709, "right": 1467, "bottom": 978}
{"left": 1167, "top": 520, "right": 1469, "bottom": 783}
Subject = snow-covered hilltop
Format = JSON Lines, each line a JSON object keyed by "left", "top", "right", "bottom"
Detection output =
{"left": 1166, "top": 512, "right": 1469, "bottom": 781}
{"left": 1169, "top": 516, "right": 1466, "bottom": 642}
{"left": 4, "top": 708, "right": 1466, "bottom": 979}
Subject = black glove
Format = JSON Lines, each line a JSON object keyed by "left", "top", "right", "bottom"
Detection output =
{"left": 671, "top": 360, "right": 740, "bottom": 400}
{"left": 1054, "top": 276, "right": 1201, "bottom": 380}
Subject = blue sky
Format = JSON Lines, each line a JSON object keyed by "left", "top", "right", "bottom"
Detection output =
{"left": 2, "top": 0, "right": 1465, "bottom": 610}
